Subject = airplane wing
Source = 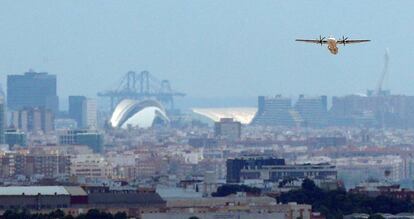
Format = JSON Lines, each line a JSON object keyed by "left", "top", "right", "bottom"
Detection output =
{"left": 296, "top": 39, "right": 327, "bottom": 44}
{"left": 338, "top": 39, "right": 370, "bottom": 45}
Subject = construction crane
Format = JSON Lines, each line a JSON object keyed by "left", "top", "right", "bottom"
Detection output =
{"left": 97, "top": 71, "right": 185, "bottom": 112}
{"left": 375, "top": 49, "right": 390, "bottom": 96}
{"left": 375, "top": 49, "right": 390, "bottom": 145}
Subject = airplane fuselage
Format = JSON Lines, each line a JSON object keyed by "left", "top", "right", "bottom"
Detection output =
{"left": 327, "top": 38, "right": 338, "bottom": 55}
{"left": 295, "top": 36, "right": 370, "bottom": 55}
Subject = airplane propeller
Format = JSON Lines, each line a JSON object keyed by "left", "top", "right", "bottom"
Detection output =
{"left": 318, "top": 35, "right": 325, "bottom": 46}
{"left": 341, "top": 36, "right": 348, "bottom": 45}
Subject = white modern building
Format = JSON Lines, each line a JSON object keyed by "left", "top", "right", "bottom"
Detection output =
{"left": 110, "top": 99, "right": 169, "bottom": 129}
{"left": 82, "top": 98, "right": 97, "bottom": 129}
{"left": 240, "top": 163, "right": 337, "bottom": 182}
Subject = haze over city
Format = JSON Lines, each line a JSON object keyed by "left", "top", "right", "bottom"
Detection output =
{"left": 2, "top": 1, "right": 414, "bottom": 219}
{"left": 1, "top": 0, "right": 414, "bottom": 103}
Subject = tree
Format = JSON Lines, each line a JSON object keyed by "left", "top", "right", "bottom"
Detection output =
{"left": 114, "top": 212, "right": 127, "bottom": 219}
{"left": 3, "top": 209, "right": 31, "bottom": 219}
{"left": 211, "top": 184, "right": 261, "bottom": 197}
{"left": 1, "top": 209, "right": 128, "bottom": 219}
{"left": 302, "top": 178, "right": 317, "bottom": 192}
{"left": 86, "top": 209, "right": 101, "bottom": 219}
{"left": 75, "top": 214, "right": 87, "bottom": 219}
{"left": 279, "top": 179, "right": 414, "bottom": 218}
{"left": 49, "top": 209, "right": 65, "bottom": 218}
{"left": 368, "top": 214, "right": 385, "bottom": 219}
{"left": 2, "top": 210, "right": 14, "bottom": 219}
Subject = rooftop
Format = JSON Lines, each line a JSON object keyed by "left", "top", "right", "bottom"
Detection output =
{"left": 0, "top": 186, "right": 69, "bottom": 196}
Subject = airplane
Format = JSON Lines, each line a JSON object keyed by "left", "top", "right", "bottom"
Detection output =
{"left": 296, "top": 36, "right": 370, "bottom": 55}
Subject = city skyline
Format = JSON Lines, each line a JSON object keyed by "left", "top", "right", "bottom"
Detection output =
{"left": 1, "top": 2, "right": 414, "bottom": 218}
{"left": 4, "top": 69, "right": 403, "bottom": 110}
{"left": 0, "top": 1, "right": 413, "bottom": 100}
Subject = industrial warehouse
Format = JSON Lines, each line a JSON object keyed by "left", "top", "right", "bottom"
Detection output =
{"left": 0, "top": 186, "right": 165, "bottom": 216}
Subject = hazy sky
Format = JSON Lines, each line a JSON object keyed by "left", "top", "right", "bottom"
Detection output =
{"left": 0, "top": 1, "right": 413, "bottom": 103}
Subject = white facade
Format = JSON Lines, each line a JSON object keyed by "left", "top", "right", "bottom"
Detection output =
{"left": 82, "top": 98, "right": 97, "bottom": 129}
{"left": 109, "top": 99, "right": 169, "bottom": 129}
{"left": 70, "top": 154, "right": 112, "bottom": 179}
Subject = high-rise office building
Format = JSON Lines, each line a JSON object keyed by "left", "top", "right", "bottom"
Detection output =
{"left": 42, "top": 109, "right": 55, "bottom": 133}
{"left": 214, "top": 118, "right": 241, "bottom": 141}
{"left": 329, "top": 92, "right": 414, "bottom": 128}
{"left": 0, "top": 96, "right": 5, "bottom": 144}
{"left": 68, "top": 96, "right": 97, "bottom": 129}
{"left": 82, "top": 98, "right": 97, "bottom": 129}
{"left": 68, "top": 96, "right": 86, "bottom": 128}
{"left": 30, "top": 108, "right": 42, "bottom": 132}
{"left": 294, "top": 95, "right": 328, "bottom": 127}
{"left": 252, "top": 95, "right": 296, "bottom": 126}
{"left": 18, "top": 110, "right": 29, "bottom": 132}
{"left": 10, "top": 108, "right": 54, "bottom": 133}
{"left": 7, "top": 70, "right": 58, "bottom": 113}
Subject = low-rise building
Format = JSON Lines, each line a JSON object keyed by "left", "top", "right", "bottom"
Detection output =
{"left": 70, "top": 154, "right": 112, "bottom": 179}
{"left": 227, "top": 156, "right": 337, "bottom": 184}
{"left": 59, "top": 130, "right": 103, "bottom": 153}
{"left": 214, "top": 118, "right": 241, "bottom": 141}
{"left": 142, "top": 196, "right": 311, "bottom": 219}
{"left": 349, "top": 181, "right": 414, "bottom": 200}
{"left": 0, "top": 185, "right": 166, "bottom": 216}
{"left": 0, "top": 186, "right": 71, "bottom": 210}
{"left": 83, "top": 185, "right": 166, "bottom": 210}
{"left": 226, "top": 156, "right": 285, "bottom": 183}
{"left": 240, "top": 163, "right": 337, "bottom": 183}
{"left": 0, "top": 151, "right": 71, "bottom": 179}
{"left": 4, "top": 129, "right": 26, "bottom": 147}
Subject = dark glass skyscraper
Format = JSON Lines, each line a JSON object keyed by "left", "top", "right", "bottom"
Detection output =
{"left": 7, "top": 71, "right": 58, "bottom": 113}
{"left": 68, "top": 96, "right": 86, "bottom": 127}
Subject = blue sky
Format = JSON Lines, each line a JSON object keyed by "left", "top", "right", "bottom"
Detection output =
{"left": 0, "top": 0, "right": 413, "bottom": 104}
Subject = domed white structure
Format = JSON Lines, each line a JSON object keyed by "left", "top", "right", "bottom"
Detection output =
{"left": 109, "top": 99, "right": 169, "bottom": 129}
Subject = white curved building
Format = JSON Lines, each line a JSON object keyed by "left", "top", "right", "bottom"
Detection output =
{"left": 192, "top": 107, "right": 257, "bottom": 124}
{"left": 110, "top": 99, "right": 169, "bottom": 129}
